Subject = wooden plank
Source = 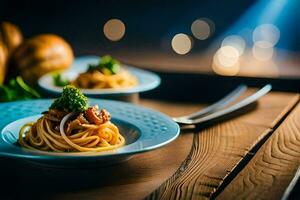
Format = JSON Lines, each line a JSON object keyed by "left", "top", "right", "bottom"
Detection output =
{"left": 234, "top": 91, "right": 300, "bottom": 128}
{"left": 146, "top": 92, "right": 299, "bottom": 200}
{"left": 217, "top": 103, "right": 300, "bottom": 200}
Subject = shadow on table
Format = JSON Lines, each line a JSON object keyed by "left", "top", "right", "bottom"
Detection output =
{"left": 0, "top": 156, "right": 140, "bottom": 199}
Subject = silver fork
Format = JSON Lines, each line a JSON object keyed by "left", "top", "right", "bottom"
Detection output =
{"left": 175, "top": 84, "right": 247, "bottom": 120}
{"left": 173, "top": 84, "right": 272, "bottom": 125}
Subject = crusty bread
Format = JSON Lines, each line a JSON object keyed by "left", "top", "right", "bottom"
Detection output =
{"left": 0, "top": 21, "right": 23, "bottom": 55}
{"left": 11, "top": 34, "right": 74, "bottom": 84}
{"left": 0, "top": 42, "right": 8, "bottom": 84}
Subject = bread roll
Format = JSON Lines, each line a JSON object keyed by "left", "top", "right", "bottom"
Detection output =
{"left": 0, "top": 21, "right": 23, "bottom": 54}
{"left": 0, "top": 42, "right": 7, "bottom": 84}
{"left": 11, "top": 34, "right": 74, "bottom": 84}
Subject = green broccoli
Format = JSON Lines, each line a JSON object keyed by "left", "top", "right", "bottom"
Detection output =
{"left": 88, "top": 55, "right": 120, "bottom": 75}
{"left": 52, "top": 72, "right": 70, "bottom": 87}
{"left": 50, "top": 85, "right": 88, "bottom": 112}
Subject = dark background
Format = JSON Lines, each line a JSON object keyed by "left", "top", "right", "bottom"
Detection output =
{"left": 2, "top": 0, "right": 300, "bottom": 97}
{"left": 1, "top": 0, "right": 260, "bottom": 55}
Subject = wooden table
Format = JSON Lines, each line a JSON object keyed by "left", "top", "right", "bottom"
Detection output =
{"left": 1, "top": 90, "right": 300, "bottom": 200}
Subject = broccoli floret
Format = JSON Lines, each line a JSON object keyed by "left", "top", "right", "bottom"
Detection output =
{"left": 50, "top": 85, "right": 88, "bottom": 112}
{"left": 88, "top": 55, "right": 120, "bottom": 75}
{"left": 52, "top": 72, "right": 70, "bottom": 87}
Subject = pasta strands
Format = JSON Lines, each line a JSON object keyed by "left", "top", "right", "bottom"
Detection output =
{"left": 18, "top": 117, "right": 125, "bottom": 152}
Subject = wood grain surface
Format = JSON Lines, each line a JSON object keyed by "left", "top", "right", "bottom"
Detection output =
{"left": 217, "top": 103, "right": 300, "bottom": 200}
{"left": 146, "top": 92, "right": 299, "bottom": 200}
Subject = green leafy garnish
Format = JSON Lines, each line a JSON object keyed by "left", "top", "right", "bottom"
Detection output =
{"left": 50, "top": 85, "right": 88, "bottom": 112}
{"left": 0, "top": 76, "right": 41, "bottom": 102}
{"left": 52, "top": 72, "right": 70, "bottom": 87}
{"left": 88, "top": 55, "right": 120, "bottom": 75}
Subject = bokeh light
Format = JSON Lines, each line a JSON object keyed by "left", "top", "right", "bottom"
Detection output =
{"left": 252, "top": 41, "right": 274, "bottom": 61}
{"left": 221, "top": 35, "right": 246, "bottom": 56}
{"left": 216, "top": 46, "right": 240, "bottom": 67}
{"left": 191, "top": 19, "right": 213, "bottom": 40}
{"left": 252, "top": 24, "right": 280, "bottom": 47}
{"left": 171, "top": 33, "right": 193, "bottom": 55}
{"left": 103, "top": 19, "right": 126, "bottom": 41}
{"left": 212, "top": 45, "right": 240, "bottom": 76}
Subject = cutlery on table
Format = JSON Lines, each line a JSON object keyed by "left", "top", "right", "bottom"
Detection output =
{"left": 173, "top": 84, "right": 272, "bottom": 125}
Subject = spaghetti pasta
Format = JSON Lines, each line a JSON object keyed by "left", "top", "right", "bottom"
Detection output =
{"left": 18, "top": 110, "right": 125, "bottom": 152}
{"left": 18, "top": 85, "right": 125, "bottom": 152}
{"left": 52, "top": 55, "right": 138, "bottom": 89}
{"left": 71, "top": 55, "right": 138, "bottom": 89}
{"left": 72, "top": 69, "right": 138, "bottom": 89}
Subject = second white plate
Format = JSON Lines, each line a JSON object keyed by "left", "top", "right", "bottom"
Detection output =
{"left": 38, "top": 56, "right": 161, "bottom": 96}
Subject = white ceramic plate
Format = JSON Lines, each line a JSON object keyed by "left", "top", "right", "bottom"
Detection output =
{"left": 38, "top": 56, "right": 161, "bottom": 96}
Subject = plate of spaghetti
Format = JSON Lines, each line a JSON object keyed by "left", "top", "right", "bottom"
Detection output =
{"left": 0, "top": 86, "right": 179, "bottom": 167}
{"left": 38, "top": 55, "right": 161, "bottom": 96}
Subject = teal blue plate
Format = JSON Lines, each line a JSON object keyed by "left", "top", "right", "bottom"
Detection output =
{"left": 38, "top": 56, "right": 161, "bottom": 96}
{"left": 0, "top": 99, "right": 179, "bottom": 168}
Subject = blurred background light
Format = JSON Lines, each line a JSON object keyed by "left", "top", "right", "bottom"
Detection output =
{"left": 208, "top": 0, "right": 294, "bottom": 78}
{"left": 191, "top": 18, "right": 212, "bottom": 40}
{"left": 212, "top": 45, "right": 240, "bottom": 76}
{"left": 210, "top": 0, "right": 289, "bottom": 50}
{"left": 252, "top": 24, "right": 280, "bottom": 47}
{"left": 171, "top": 33, "right": 193, "bottom": 55}
{"left": 103, "top": 19, "right": 126, "bottom": 41}
{"left": 252, "top": 41, "right": 274, "bottom": 61}
{"left": 216, "top": 46, "right": 240, "bottom": 67}
{"left": 212, "top": 61, "right": 240, "bottom": 76}
{"left": 221, "top": 35, "right": 246, "bottom": 56}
